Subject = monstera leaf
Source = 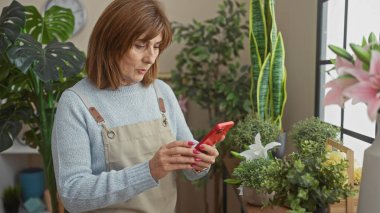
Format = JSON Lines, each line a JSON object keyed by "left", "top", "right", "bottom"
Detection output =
{"left": 0, "top": 106, "right": 32, "bottom": 152}
{"left": 0, "top": 119, "right": 21, "bottom": 152}
{"left": 0, "top": 1, "right": 25, "bottom": 54}
{"left": 24, "top": 5, "right": 74, "bottom": 44}
{"left": 7, "top": 34, "right": 85, "bottom": 82}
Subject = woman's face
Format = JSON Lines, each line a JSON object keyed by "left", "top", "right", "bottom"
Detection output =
{"left": 119, "top": 33, "right": 162, "bottom": 85}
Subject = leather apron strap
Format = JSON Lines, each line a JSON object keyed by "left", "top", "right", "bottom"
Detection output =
{"left": 69, "top": 81, "right": 177, "bottom": 213}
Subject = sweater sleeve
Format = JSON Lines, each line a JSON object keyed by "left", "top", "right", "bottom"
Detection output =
{"left": 157, "top": 80, "right": 210, "bottom": 180}
{"left": 51, "top": 91, "right": 158, "bottom": 212}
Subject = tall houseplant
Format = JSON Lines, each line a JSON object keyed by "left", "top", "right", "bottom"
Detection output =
{"left": 171, "top": 1, "right": 248, "bottom": 212}
{"left": 249, "top": 0, "right": 287, "bottom": 130}
{"left": 0, "top": 1, "right": 85, "bottom": 211}
{"left": 171, "top": 0, "right": 250, "bottom": 124}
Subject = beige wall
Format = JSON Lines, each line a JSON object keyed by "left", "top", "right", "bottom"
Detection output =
{"left": 276, "top": 0, "right": 318, "bottom": 132}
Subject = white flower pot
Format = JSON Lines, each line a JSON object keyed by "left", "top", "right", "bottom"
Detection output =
{"left": 358, "top": 113, "right": 380, "bottom": 212}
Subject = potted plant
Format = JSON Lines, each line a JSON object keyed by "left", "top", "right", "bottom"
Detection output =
{"left": 289, "top": 117, "right": 340, "bottom": 150}
{"left": 171, "top": 1, "right": 249, "bottom": 212}
{"left": 222, "top": 113, "right": 280, "bottom": 154}
{"left": 2, "top": 185, "right": 20, "bottom": 213}
{"left": 264, "top": 140, "right": 355, "bottom": 212}
{"left": 171, "top": 0, "right": 250, "bottom": 124}
{"left": 225, "top": 133, "right": 280, "bottom": 206}
{"left": 0, "top": 1, "right": 85, "bottom": 211}
{"left": 324, "top": 32, "right": 380, "bottom": 212}
{"left": 249, "top": 0, "right": 287, "bottom": 130}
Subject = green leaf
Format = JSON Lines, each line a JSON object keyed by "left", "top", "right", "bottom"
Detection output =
{"left": 7, "top": 34, "right": 85, "bottom": 82}
{"left": 224, "top": 178, "right": 242, "bottom": 185}
{"left": 362, "top": 36, "right": 368, "bottom": 47}
{"left": 190, "top": 46, "right": 209, "bottom": 61}
{"left": 270, "top": 33, "right": 286, "bottom": 127}
{"left": 249, "top": 33, "right": 261, "bottom": 112}
{"left": 24, "top": 5, "right": 74, "bottom": 44}
{"left": 250, "top": 0, "right": 267, "bottom": 61}
{"left": 0, "top": 110, "right": 22, "bottom": 152}
{"left": 266, "top": 0, "right": 277, "bottom": 51}
{"left": 226, "top": 92, "right": 234, "bottom": 101}
{"left": 257, "top": 54, "right": 271, "bottom": 119}
{"left": 328, "top": 45, "right": 354, "bottom": 63}
{"left": 230, "top": 150, "right": 245, "bottom": 160}
{"left": 0, "top": 1, "right": 25, "bottom": 52}
{"left": 350, "top": 43, "right": 370, "bottom": 65}
{"left": 368, "top": 32, "right": 377, "bottom": 44}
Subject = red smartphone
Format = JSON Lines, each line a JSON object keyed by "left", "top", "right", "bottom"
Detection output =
{"left": 194, "top": 121, "right": 235, "bottom": 151}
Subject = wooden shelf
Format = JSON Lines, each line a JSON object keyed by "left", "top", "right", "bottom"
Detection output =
{"left": 1, "top": 139, "right": 38, "bottom": 155}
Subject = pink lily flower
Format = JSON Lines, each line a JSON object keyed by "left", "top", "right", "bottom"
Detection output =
{"left": 343, "top": 51, "right": 380, "bottom": 121}
{"left": 324, "top": 55, "right": 372, "bottom": 108}
{"left": 343, "top": 82, "right": 380, "bottom": 121}
{"left": 324, "top": 77, "right": 358, "bottom": 107}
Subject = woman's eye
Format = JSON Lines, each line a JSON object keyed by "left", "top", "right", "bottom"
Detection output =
{"left": 135, "top": 43, "right": 145, "bottom": 49}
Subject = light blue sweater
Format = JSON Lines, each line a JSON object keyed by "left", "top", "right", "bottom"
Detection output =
{"left": 51, "top": 78, "right": 207, "bottom": 212}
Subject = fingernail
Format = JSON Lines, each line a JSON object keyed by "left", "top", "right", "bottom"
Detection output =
{"left": 193, "top": 149, "right": 200, "bottom": 154}
{"left": 191, "top": 163, "right": 197, "bottom": 167}
{"left": 199, "top": 145, "right": 205, "bottom": 150}
{"left": 195, "top": 157, "right": 201, "bottom": 162}
{"left": 188, "top": 141, "right": 195, "bottom": 146}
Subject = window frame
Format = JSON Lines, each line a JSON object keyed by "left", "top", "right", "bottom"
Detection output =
{"left": 315, "top": 0, "right": 375, "bottom": 144}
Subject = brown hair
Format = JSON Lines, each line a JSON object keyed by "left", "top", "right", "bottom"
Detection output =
{"left": 86, "top": 0, "right": 172, "bottom": 89}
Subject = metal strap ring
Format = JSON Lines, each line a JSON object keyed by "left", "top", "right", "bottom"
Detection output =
{"left": 107, "top": 130, "right": 115, "bottom": 139}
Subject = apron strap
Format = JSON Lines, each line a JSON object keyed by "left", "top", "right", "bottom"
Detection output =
{"left": 153, "top": 81, "right": 166, "bottom": 113}
{"left": 153, "top": 81, "right": 169, "bottom": 127}
{"left": 67, "top": 88, "right": 108, "bottom": 128}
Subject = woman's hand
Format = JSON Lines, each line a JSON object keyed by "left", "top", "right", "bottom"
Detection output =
{"left": 191, "top": 135, "right": 224, "bottom": 172}
{"left": 149, "top": 141, "right": 199, "bottom": 181}
{"left": 191, "top": 143, "right": 219, "bottom": 172}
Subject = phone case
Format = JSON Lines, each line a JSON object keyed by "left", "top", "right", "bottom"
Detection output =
{"left": 194, "top": 121, "right": 234, "bottom": 150}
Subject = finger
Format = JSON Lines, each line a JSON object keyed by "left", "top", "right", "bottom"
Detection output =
{"left": 166, "top": 140, "right": 195, "bottom": 149}
{"left": 198, "top": 144, "right": 219, "bottom": 157}
{"left": 193, "top": 160, "right": 211, "bottom": 168}
{"left": 166, "top": 146, "right": 200, "bottom": 157}
{"left": 191, "top": 164, "right": 209, "bottom": 172}
{"left": 168, "top": 155, "right": 196, "bottom": 164}
{"left": 194, "top": 155, "right": 215, "bottom": 165}
{"left": 165, "top": 164, "right": 194, "bottom": 171}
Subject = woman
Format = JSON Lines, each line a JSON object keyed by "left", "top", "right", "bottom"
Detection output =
{"left": 51, "top": 0, "right": 220, "bottom": 212}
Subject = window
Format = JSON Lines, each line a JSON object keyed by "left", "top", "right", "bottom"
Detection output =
{"left": 316, "top": 0, "right": 380, "bottom": 166}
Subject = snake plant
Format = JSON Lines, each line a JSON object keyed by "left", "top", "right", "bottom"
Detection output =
{"left": 249, "top": 0, "right": 287, "bottom": 130}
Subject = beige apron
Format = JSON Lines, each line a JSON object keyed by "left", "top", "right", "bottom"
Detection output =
{"left": 70, "top": 82, "right": 177, "bottom": 213}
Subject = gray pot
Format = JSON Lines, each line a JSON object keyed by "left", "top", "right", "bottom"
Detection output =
{"left": 243, "top": 187, "right": 274, "bottom": 206}
{"left": 274, "top": 132, "right": 286, "bottom": 158}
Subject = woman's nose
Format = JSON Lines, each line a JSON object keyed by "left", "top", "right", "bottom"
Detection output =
{"left": 143, "top": 47, "right": 156, "bottom": 64}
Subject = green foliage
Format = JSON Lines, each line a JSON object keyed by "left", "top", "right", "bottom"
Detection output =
{"left": 249, "top": 0, "right": 287, "bottom": 130}
{"left": 264, "top": 140, "right": 355, "bottom": 212}
{"left": 289, "top": 117, "right": 340, "bottom": 150}
{"left": 171, "top": 0, "right": 250, "bottom": 123}
{"left": 2, "top": 185, "right": 20, "bottom": 203}
{"left": 232, "top": 158, "right": 273, "bottom": 190}
{"left": 224, "top": 113, "right": 280, "bottom": 152}
{"left": 0, "top": 1, "right": 85, "bottom": 211}
{"left": 329, "top": 32, "right": 380, "bottom": 71}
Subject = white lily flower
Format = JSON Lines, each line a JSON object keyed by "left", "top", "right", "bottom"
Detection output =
{"left": 239, "top": 133, "right": 281, "bottom": 160}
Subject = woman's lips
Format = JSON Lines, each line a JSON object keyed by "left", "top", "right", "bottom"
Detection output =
{"left": 137, "top": 69, "right": 147, "bottom": 74}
